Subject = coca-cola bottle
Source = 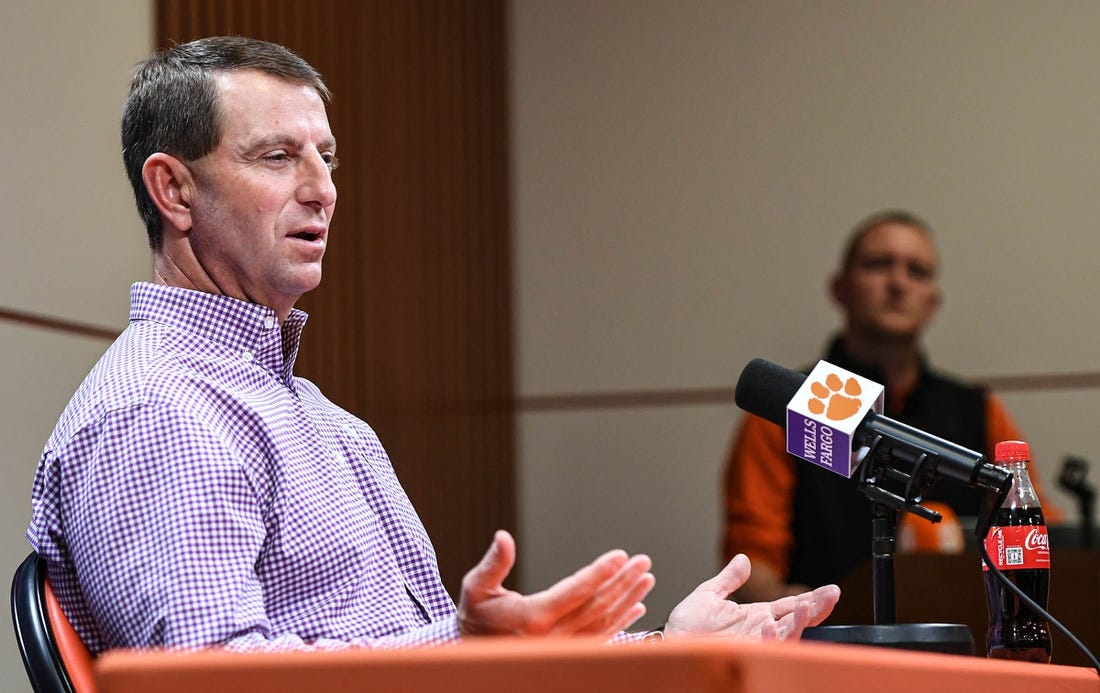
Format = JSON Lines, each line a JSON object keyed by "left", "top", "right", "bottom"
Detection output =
{"left": 982, "top": 440, "right": 1052, "bottom": 662}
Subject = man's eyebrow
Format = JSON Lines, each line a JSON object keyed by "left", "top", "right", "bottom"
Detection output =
{"left": 239, "top": 135, "right": 296, "bottom": 156}
{"left": 239, "top": 135, "right": 337, "bottom": 156}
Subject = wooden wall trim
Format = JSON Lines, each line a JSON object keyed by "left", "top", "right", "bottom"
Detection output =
{"left": 0, "top": 306, "right": 120, "bottom": 341}
{"left": 156, "top": 0, "right": 515, "bottom": 594}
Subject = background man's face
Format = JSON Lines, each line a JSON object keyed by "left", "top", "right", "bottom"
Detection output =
{"left": 834, "top": 222, "right": 941, "bottom": 342}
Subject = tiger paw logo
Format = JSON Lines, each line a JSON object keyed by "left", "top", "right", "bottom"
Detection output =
{"left": 807, "top": 373, "right": 863, "bottom": 421}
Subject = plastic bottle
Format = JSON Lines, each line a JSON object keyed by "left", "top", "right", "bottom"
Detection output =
{"left": 982, "top": 440, "right": 1052, "bottom": 662}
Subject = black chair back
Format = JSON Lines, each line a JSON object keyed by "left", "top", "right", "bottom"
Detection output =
{"left": 11, "top": 552, "right": 76, "bottom": 693}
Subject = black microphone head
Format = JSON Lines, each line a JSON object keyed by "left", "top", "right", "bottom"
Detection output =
{"left": 734, "top": 358, "right": 806, "bottom": 427}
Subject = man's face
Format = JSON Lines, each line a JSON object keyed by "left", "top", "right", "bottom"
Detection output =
{"left": 832, "top": 222, "right": 941, "bottom": 342}
{"left": 184, "top": 70, "right": 337, "bottom": 316}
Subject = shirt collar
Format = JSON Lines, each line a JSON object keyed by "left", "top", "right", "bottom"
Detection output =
{"left": 128, "top": 282, "right": 309, "bottom": 381}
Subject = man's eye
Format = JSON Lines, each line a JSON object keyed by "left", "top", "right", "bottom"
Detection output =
{"left": 909, "top": 265, "right": 934, "bottom": 280}
{"left": 859, "top": 258, "right": 892, "bottom": 271}
{"left": 323, "top": 153, "right": 339, "bottom": 171}
{"left": 264, "top": 152, "right": 290, "bottom": 162}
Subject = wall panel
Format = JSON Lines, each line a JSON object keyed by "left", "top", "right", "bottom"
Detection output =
{"left": 158, "top": 0, "right": 515, "bottom": 594}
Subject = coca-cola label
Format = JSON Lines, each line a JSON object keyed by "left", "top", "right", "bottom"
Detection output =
{"left": 982, "top": 525, "right": 1050, "bottom": 571}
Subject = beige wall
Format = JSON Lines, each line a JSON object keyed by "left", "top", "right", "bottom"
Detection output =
{"left": 0, "top": 1, "right": 152, "bottom": 688}
{"left": 511, "top": 0, "right": 1100, "bottom": 628}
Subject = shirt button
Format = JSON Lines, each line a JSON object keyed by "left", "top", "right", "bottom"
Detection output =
{"left": 264, "top": 315, "right": 276, "bottom": 330}
{"left": 242, "top": 349, "right": 254, "bottom": 362}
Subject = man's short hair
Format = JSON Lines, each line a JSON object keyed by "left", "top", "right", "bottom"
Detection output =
{"left": 838, "top": 209, "right": 935, "bottom": 274}
{"left": 121, "top": 36, "right": 331, "bottom": 249}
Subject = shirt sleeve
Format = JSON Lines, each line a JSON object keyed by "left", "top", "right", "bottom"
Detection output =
{"left": 721, "top": 414, "right": 796, "bottom": 577}
{"left": 34, "top": 402, "right": 460, "bottom": 654}
{"left": 223, "top": 619, "right": 461, "bottom": 652}
{"left": 984, "top": 395, "right": 1064, "bottom": 524}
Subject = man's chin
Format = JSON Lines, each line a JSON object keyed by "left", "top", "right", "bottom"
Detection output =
{"left": 284, "top": 269, "right": 323, "bottom": 300}
{"left": 868, "top": 326, "right": 923, "bottom": 344}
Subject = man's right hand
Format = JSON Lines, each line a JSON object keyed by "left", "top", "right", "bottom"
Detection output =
{"left": 457, "top": 530, "right": 655, "bottom": 638}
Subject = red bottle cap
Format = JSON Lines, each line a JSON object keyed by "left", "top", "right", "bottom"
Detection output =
{"left": 994, "top": 440, "right": 1031, "bottom": 462}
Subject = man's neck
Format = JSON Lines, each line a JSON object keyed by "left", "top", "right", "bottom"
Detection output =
{"left": 153, "top": 248, "right": 294, "bottom": 324}
{"left": 840, "top": 333, "right": 922, "bottom": 396}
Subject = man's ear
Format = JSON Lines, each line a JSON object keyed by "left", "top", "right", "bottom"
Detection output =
{"left": 829, "top": 272, "right": 847, "bottom": 307}
{"left": 142, "top": 153, "right": 195, "bottom": 233}
{"left": 930, "top": 286, "right": 944, "bottom": 314}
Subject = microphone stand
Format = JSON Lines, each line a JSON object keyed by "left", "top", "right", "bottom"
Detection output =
{"left": 870, "top": 501, "right": 897, "bottom": 625}
{"left": 802, "top": 434, "right": 1009, "bottom": 655}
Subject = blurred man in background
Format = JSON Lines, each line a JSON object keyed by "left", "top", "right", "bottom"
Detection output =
{"left": 722, "top": 210, "right": 1061, "bottom": 602}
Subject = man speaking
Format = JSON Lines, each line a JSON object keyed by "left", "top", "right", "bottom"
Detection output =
{"left": 27, "top": 36, "right": 838, "bottom": 654}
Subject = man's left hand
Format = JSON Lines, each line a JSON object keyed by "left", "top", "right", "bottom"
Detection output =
{"left": 664, "top": 554, "right": 840, "bottom": 641}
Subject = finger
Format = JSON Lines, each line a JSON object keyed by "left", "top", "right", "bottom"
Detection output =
{"left": 561, "top": 557, "right": 655, "bottom": 636}
{"left": 802, "top": 584, "right": 841, "bottom": 627}
{"left": 775, "top": 599, "right": 810, "bottom": 640}
{"left": 693, "top": 553, "right": 751, "bottom": 599}
{"left": 603, "top": 576, "right": 655, "bottom": 634}
{"left": 764, "top": 580, "right": 834, "bottom": 618}
{"left": 759, "top": 618, "right": 777, "bottom": 641}
{"left": 462, "top": 530, "right": 516, "bottom": 597}
{"left": 765, "top": 594, "right": 799, "bottom": 618}
{"left": 609, "top": 602, "right": 648, "bottom": 635}
{"left": 529, "top": 549, "right": 634, "bottom": 624}
{"left": 771, "top": 583, "right": 839, "bottom": 623}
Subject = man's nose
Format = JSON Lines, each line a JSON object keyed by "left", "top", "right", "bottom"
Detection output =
{"left": 299, "top": 152, "right": 337, "bottom": 209}
{"left": 887, "top": 263, "right": 909, "bottom": 289}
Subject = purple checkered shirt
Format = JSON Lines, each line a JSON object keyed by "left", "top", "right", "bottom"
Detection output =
{"left": 28, "top": 282, "right": 461, "bottom": 653}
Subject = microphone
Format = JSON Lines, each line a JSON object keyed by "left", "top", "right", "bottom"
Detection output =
{"left": 734, "top": 357, "right": 1010, "bottom": 493}
{"left": 738, "top": 358, "right": 1015, "bottom": 656}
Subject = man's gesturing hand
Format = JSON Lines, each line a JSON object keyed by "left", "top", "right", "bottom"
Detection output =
{"left": 665, "top": 554, "right": 840, "bottom": 641}
{"left": 458, "top": 530, "right": 655, "bottom": 638}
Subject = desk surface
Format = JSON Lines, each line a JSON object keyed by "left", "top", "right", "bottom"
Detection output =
{"left": 95, "top": 637, "right": 1100, "bottom": 693}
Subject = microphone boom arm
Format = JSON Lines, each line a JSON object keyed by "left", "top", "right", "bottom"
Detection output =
{"left": 853, "top": 413, "right": 1013, "bottom": 522}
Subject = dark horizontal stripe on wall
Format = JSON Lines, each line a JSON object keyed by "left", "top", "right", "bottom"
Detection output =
{"left": 520, "top": 387, "right": 735, "bottom": 412}
{"left": 979, "top": 372, "right": 1100, "bottom": 392}
{"left": 519, "top": 373, "right": 1100, "bottom": 413}
{"left": 6, "top": 304, "right": 1098, "bottom": 407}
{"left": 0, "top": 306, "right": 120, "bottom": 341}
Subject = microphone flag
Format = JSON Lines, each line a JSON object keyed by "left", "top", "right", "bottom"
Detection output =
{"left": 785, "top": 360, "right": 884, "bottom": 477}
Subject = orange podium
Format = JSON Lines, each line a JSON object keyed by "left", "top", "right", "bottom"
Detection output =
{"left": 95, "top": 636, "right": 1100, "bottom": 693}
